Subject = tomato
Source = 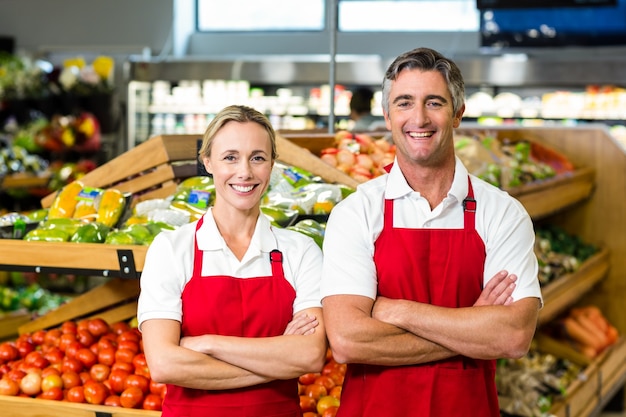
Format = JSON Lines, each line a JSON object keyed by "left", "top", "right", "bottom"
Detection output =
{"left": 83, "top": 380, "right": 108, "bottom": 405}
{"left": 110, "top": 321, "right": 131, "bottom": 335}
{"left": 24, "top": 351, "right": 49, "bottom": 370}
{"left": 142, "top": 393, "right": 163, "bottom": 411}
{"left": 20, "top": 371, "right": 42, "bottom": 396}
{"left": 149, "top": 380, "right": 167, "bottom": 397}
{"left": 314, "top": 375, "right": 335, "bottom": 391}
{"left": 329, "top": 385, "right": 342, "bottom": 400}
{"left": 87, "top": 318, "right": 111, "bottom": 338}
{"left": 64, "top": 341, "right": 84, "bottom": 359}
{"left": 111, "top": 361, "right": 134, "bottom": 373}
{"left": 38, "top": 386, "right": 64, "bottom": 401}
{"left": 0, "top": 377, "right": 19, "bottom": 396}
{"left": 61, "top": 357, "right": 83, "bottom": 374}
{"left": 303, "top": 412, "right": 319, "bottom": 417}
{"left": 61, "top": 370, "right": 81, "bottom": 389}
{"left": 118, "top": 340, "right": 140, "bottom": 354}
{"left": 299, "top": 372, "right": 320, "bottom": 385}
{"left": 105, "top": 394, "right": 122, "bottom": 407}
{"left": 75, "top": 348, "right": 97, "bottom": 369}
{"left": 125, "top": 374, "right": 150, "bottom": 394}
{"left": 322, "top": 406, "right": 339, "bottom": 417}
{"left": 79, "top": 371, "right": 92, "bottom": 385}
{"left": 327, "top": 371, "right": 344, "bottom": 386}
{"left": 305, "top": 383, "right": 327, "bottom": 400}
{"left": 43, "top": 347, "right": 64, "bottom": 365}
{"left": 299, "top": 395, "right": 317, "bottom": 412}
{"left": 97, "top": 337, "right": 117, "bottom": 352}
{"left": 15, "top": 340, "right": 35, "bottom": 358}
{"left": 108, "top": 369, "right": 131, "bottom": 394}
{"left": 65, "top": 385, "right": 85, "bottom": 403}
{"left": 0, "top": 343, "right": 19, "bottom": 363}
{"left": 60, "top": 320, "right": 77, "bottom": 335}
{"left": 76, "top": 329, "right": 96, "bottom": 348}
{"left": 5, "top": 369, "right": 26, "bottom": 382}
{"left": 115, "top": 348, "right": 136, "bottom": 364}
{"left": 30, "top": 330, "right": 47, "bottom": 346}
{"left": 120, "top": 386, "right": 144, "bottom": 409}
{"left": 43, "top": 329, "right": 62, "bottom": 347}
{"left": 41, "top": 373, "right": 63, "bottom": 391}
{"left": 133, "top": 353, "right": 150, "bottom": 378}
{"left": 316, "top": 395, "right": 340, "bottom": 415}
{"left": 98, "top": 347, "right": 116, "bottom": 366}
{"left": 90, "top": 363, "right": 111, "bottom": 382}
{"left": 118, "top": 330, "right": 140, "bottom": 344}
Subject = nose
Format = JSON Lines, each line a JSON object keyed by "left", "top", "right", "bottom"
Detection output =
{"left": 236, "top": 161, "right": 253, "bottom": 179}
{"left": 411, "top": 105, "right": 430, "bottom": 126}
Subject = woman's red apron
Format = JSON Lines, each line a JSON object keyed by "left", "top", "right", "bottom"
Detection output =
{"left": 162, "top": 216, "right": 302, "bottom": 417}
{"left": 337, "top": 177, "right": 500, "bottom": 417}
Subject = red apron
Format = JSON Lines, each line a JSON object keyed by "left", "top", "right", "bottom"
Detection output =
{"left": 162, "top": 215, "right": 302, "bottom": 417}
{"left": 337, "top": 177, "right": 499, "bottom": 417}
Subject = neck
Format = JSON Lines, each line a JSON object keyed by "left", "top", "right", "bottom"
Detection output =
{"left": 399, "top": 158, "right": 455, "bottom": 210}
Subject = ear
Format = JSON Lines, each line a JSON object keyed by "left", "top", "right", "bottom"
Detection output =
{"left": 202, "top": 156, "right": 212, "bottom": 175}
{"left": 383, "top": 109, "right": 392, "bottom": 131}
{"left": 453, "top": 104, "right": 465, "bottom": 128}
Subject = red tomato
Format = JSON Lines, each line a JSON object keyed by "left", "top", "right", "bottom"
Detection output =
{"left": 43, "top": 347, "right": 64, "bottom": 365}
{"left": 115, "top": 348, "right": 136, "bottom": 364}
{"left": 120, "top": 386, "right": 144, "bottom": 409}
{"left": 5, "top": 369, "right": 26, "bottom": 382}
{"left": 60, "top": 320, "right": 77, "bottom": 335}
{"left": 98, "top": 347, "right": 116, "bottom": 366}
{"left": 142, "top": 393, "right": 163, "bottom": 411}
{"left": 75, "top": 348, "right": 97, "bottom": 369}
{"left": 300, "top": 395, "right": 317, "bottom": 413}
{"left": 65, "top": 385, "right": 85, "bottom": 403}
{"left": 105, "top": 394, "right": 122, "bottom": 407}
{"left": 97, "top": 337, "right": 117, "bottom": 352}
{"left": 305, "top": 383, "right": 327, "bottom": 400}
{"left": 118, "top": 340, "right": 140, "bottom": 354}
{"left": 298, "top": 372, "right": 320, "bottom": 385}
{"left": 0, "top": 343, "right": 19, "bottom": 363}
{"left": 38, "top": 386, "right": 64, "bottom": 401}
{"left": 15, "top": 340, "right": 35, "bottom": 358}
{"left": 314, "top": 375, "right": 336, "bottom": 391}
{"left": 43, "top": 329, "right": 62, "bottom": 347}
{"left": 322, "top": 406, "right": 339, "bottom": 417}
{"left": 61, "top": 357, "right": 84, "bottom": 374}
{"left": 133, "top": 353, "right": 150, "bottom": 378}
{"left": 64, "top": 341, "right": 84, "bottom": 359}
{"left": 0, "top": 377, "right": 19, "bottom": 396}
{"left": 76, "top": 329, "right": 96, "bottom": 348}
{"left": 30, "top": 330, "right": 47, "bottom": 346}
{"left": 149, "top": 380, "right": 167, "bottom": 397}
{"left": 61, "top": 370, "right": 81, "bottom": 389}
{"left": 90, "top": 364, "right": 111, "bottom": 382}
{"left": 117, "top": 330, "right": 140, "bottom": 344}
{"left": 110, "top": 321, "right": 131, "bottom": 335}
{"left": 329, "top": 385, "right": 342, "bottom": 400}
{"left": 125, "top": 374, "right": 150, "bottom": 394}
{"left": 303, "top": 412, "right": 319, "bottom": 417}
{"left": 83, "top": 380, "right": 108, "bottom": 405}
{"left": 108, "top": 369, "right": 131, "bottom": 394}
{"left": 87, "top": 318, "right": 111, "bottom": 338}
{"left": 24, "top": 351, "right": 49, "bottom": 370}
{"left": 111, "top": 361, "right": 134, "bottom": 373}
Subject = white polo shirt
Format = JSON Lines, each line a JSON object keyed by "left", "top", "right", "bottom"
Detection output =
{"left": 321, "top": 157, "right": 542, "bottom": 305}
{"left": 138, "top": 208, "right": 323, "bottom": 330}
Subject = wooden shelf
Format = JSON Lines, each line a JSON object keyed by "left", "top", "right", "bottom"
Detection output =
{"left": 1, "top": 172, "right": 51, "bottom": 189}
{"left": 538, "top": 248, "right": 610, "bottom": 327}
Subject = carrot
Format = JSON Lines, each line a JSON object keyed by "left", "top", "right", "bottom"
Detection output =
{"left": 573, "top": 314, "right": 609, "bottom": 349}
{"left": 571, "top": 305, "right": 609, "bottom": 334}
{"left": 606, "top": 325, "right": 619, "bottom": 345}
{"left": 563, "top": 317, "right": 604, "bottom": 351}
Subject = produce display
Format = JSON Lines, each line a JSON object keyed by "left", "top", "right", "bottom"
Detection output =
{"left": 0, "top": 317, "right": 165, "bottom": 411}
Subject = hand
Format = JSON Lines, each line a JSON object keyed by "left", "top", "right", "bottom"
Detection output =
{"left": 283, "top": 312, "right": 319, "bottom": 336}
{"left": 474, "top": 270, "right": 516, "bottom": 307}
{"left": 179, "top": 334, "right": 209, "bottom": 354}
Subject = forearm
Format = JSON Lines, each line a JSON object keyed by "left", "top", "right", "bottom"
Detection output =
{"left": 375, "top": 298, "right": 540, "bottom": 359}
{"left": 323, "top": 295, "right": 456, "bottom": 366}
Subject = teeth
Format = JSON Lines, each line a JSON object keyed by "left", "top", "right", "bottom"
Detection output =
{"left": 408, "top": 132, "right": 432, "bottom": 138}
{"left": 232, "top": 184, "right": 254, "bottom": 192}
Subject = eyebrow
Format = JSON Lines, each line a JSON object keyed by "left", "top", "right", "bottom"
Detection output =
{"left": 392, "top": 94, "right": 449, "bottom": 105}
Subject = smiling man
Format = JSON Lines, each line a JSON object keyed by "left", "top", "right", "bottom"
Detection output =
{"left": 320, "top": 47, "right": 542, "bottom": 417}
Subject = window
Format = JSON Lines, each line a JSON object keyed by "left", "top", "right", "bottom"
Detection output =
{"left": 197, "top": 0, "right": 325, "bottom": 31}
{"left": 338, "top": 0, "right": 479, "bottom": 32}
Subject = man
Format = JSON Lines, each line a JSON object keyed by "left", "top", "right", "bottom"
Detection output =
{"left": 320, "top": 47, "right": 542, "bottom": 417}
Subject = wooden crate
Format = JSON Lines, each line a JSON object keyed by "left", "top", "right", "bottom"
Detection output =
{"left": 550, "top": 361, "right": 601, "bottom": 417}
{"left": 1, "top": 395, "right": 160, "bottom": 417}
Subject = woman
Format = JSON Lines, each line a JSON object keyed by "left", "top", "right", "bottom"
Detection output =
{"left": 138, "top": 105, "right": 327, "bottom": 417}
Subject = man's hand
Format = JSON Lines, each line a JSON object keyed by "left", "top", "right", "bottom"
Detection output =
{"left": 474, "top": 271, "right": 517, "bottom": 307}
{"left": 283, "top": 312, "right": 319, "bottom": 336}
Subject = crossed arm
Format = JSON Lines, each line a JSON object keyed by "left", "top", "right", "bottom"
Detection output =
{"left": 322, "top": 271, "right": 540, "bottom": 366}
{"left": 142, "top": 307, "right": 327, "bottom": 390}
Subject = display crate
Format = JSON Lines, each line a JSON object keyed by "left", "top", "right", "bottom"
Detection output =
{"left": 1, "top": 395, "right": 160, "bottom": 417}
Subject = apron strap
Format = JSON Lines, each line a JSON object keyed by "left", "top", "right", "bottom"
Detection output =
{"left": 269, "top": 249, "right": 284, "bottom": 279}
{"left": 463, "top": 177, "right": 476, "bottom": 231}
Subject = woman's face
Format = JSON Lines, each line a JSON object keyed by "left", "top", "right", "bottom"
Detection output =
{"left": 203, "top": 121, "right": 274, "bottom": 213}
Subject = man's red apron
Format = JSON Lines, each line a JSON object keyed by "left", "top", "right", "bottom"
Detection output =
{"left": 162, "top": 216, "right": 302, "bottom": 417}
{"left": 337, "top": 177, "right": 500, "bottom": 417}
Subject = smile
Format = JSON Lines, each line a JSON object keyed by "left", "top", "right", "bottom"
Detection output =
{"left": 231, "top": 184, "right": 255, "bottom": 192}
{"left": 408, "top": 131, "right": 433, "bottom": 138}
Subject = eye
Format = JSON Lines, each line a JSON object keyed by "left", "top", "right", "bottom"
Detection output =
{"left": 251, "top": 155, "right": 267, "bottom": 162}
{"left": 426, "top": 100, "right": 443, "bottom": 108}
{"left": 223, "top": 154, "right": 237, "bottom": 162}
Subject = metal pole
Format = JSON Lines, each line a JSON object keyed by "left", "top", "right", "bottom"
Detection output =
{"left": 328, "top": 0, "right": 338, "bottom": 134}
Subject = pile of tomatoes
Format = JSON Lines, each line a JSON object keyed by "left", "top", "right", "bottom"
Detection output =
{"left": 0, "top": 317, "right": 165, "bottom": 411}
{"left": 298, "top": 348, "right": 346, "bottom": 417}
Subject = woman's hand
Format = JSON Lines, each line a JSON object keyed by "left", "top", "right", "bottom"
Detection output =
{"left": 283, "top": 312, "right": 319, "bottom": 336}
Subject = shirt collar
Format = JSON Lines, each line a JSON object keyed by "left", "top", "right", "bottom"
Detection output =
{"left": 384, "top": 156, "right": 470, "bottom": 203}
{"left": 196, "top": 208, "right": 277, "bottom": 253}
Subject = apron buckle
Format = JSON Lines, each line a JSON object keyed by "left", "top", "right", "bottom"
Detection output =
{"left": 463, "top": 197, "right": 477, "bottom": 212}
